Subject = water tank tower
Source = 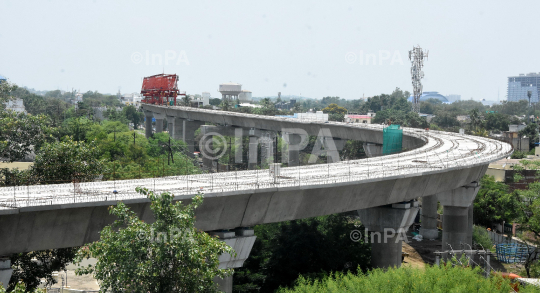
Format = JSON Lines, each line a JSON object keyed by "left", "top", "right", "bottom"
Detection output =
{"left": 238, "top": 90, "right": 252, "bottom": 103}
{"left": 219, "top": 82, "right": 242, "bottom": 102}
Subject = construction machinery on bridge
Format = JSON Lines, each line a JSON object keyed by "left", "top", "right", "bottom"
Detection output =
{"left": 141, "top": 73, "right": 185, "bottom": 106}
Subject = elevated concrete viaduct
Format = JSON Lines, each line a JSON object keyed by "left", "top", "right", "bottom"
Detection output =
{"left": 0, "top": 105, "right": 512, "bottom": 291}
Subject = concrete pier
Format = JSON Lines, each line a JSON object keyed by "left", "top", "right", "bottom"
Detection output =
{"left": 248, "top": 135, "right": 258, "bottom": 170}
{"left": 144, "top": 111, "right": 153, "bottom": 138}
{"left": 166, "top": 116, "right": 184, "bottom": 140}
{"left": 437, "top": 182, "right": 479, "bottom": 251}
{"left": 325, "top": 137, "right": 344, "bottom": 163}
{"left": 283, "top": 132, "right": 306, "bottom": 167}
{"left": 209, "top": 228, "right": 257, "bottom": 293}
{"left": 363, "top": 143, "right": 383, "bottom": 158}
{"left": 357, "top": 202, "right": 419, "bottom": 269}
{"left": 420, "top": 195, "right": 439, "bottom": 240}
{"left": 0, "top": 258, "right": 12, "bottom": 289}
{"left": 153, "top": 113, "right": 165, "bottom": 133}
{"left": 182, "top": 120, "right": 204, "bottom": 155}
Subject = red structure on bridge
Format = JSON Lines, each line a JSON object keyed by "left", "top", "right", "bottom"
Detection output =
{"left": 141, "top": 74, "right": 185, "bottom": 106}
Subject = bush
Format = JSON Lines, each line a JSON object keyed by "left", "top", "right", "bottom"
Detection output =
{"left": 277, "top": 264, "right": 534, "bottom": 293}
{"left": 472, "top": 225, "right": 493, "bottom": 250}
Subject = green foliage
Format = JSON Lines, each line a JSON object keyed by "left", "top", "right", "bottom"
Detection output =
{"left": 0, "top": 81, "right": 17, "bottom": 108}
{"left": 75, "top": 189, "right": 234, "bottom": 293}
{"left": 209, "top": 98, "right": 221, "bottom": 106}
{"left": 519, "top": 123, "right": 539, "bottom": 150}
{"left": 472, "top": 225, "right": 493, "bottom": 250}
{"left": 32, "top": 136, "right": 107, "bottom": 184}
{"left": 233, "top": 215, "right": 371, "bottom": 293}
{"left": 0, "top": 282, "right": 46, "bottom": 293}
{"left": 122, "top": 105, "right": 144, "bottom": 129}
{"left": 276, "top": 264, "right": 532, "bottom": 293}
{"left": 512, "top": 160, "right": 540, "bottom": 277}
{"left": 474, "top": 175, "right": 519, "bottom": 227}
{"left": 82, "top": 91, "right": 123, "bottom": 107}
{"left": 511, "top": 151, "right": 528, "bottom": 159}
{"left": 432, "top": 112, "right": 459, "bottom": 128}
{"left": 0, "top": 110, "right": 50, "bottom": 162}
{"left": 484, "top": 113, "right": 510, "bottom": 131}
{"left": 8, "top": 248, "right": 78, "bottom": 291}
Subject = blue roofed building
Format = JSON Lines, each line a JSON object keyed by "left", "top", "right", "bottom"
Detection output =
{"left": 0, "top": 74, "right": 6, "bottom": 83}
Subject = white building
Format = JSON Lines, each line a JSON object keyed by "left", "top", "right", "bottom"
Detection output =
{"left": 297, "top": 111, "right": 328, "bottom": 122}
{"left": 5, "top": 98, "right": 26, "bottom": 113}
{"left": 191, "top": 92, "right": 211, "bottom": 107}
{"left": 120, "top": 93, "right": 143, "bottom": 107}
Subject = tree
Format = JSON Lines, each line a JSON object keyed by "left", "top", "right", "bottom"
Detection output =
{"left": 432, "top": 113, "right": 459, "bottom": 129}
{"left": 75, "top": 188, "right": 234, "bottom": 292}
{"left": 122, "top": 105, "right": 144, "bottom": 129}
{"left": 8, "top": 248, "right": 78, "bottom": 291}
{"left": 469, "top": 108, "right": 482, "bottom": 131}
{"left": 32, "top": 136, "right": 106, "bottom": 184}
{"left": 484, "top": 113, "right": 510, "bottom": 132}
{"left": 209, "top": 98, "right": 221, "bottom": 106}
{"left": 233, "top": 214, "right": 370, "bottom": 293}
{"left": 513, "top": 160, "right": 540, "bottom": 277}
{"left": 0, "top": 80, "right": 17, "bottom": 108}
{"left": 0, "top": 110, "right": 49, "bottom": 162}
{"left": 473, "top": 175, "right": 519, "bottom": 228}
{"left": 182, "top": 95, "right": 192, "bottom": 106}
{"left": 322, "top": 103, "right": 347, "bottom": 115}
{"left": 519, "top": 123, "right": 538, "bottom": 150}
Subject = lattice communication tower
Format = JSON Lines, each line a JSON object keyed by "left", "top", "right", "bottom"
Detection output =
{"left": 409, "top": 46, "right": 428, "bottom": 113}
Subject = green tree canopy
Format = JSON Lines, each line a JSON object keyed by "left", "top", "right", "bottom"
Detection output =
{"left": 75, "top": 188, "right": 234, "bottom": 292}
{"left": 0, "top": 110, "right": 49, "bottom": 162}
{"left": 473, "top": 175, "right": 519, "bottom": 227}
{"left": 32, "top": 136, "right": 106, "bottom": 184}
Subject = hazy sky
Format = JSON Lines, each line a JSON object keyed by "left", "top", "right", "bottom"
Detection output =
{"left": 1, "top": 0, "right": 539, "bottom": 101}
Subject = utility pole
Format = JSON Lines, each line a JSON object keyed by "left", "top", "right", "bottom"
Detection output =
{"left": 528, "top": 90, "right": 532, "bottom": 123}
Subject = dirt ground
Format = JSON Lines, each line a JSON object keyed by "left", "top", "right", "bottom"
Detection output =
{"left": 404, "top": 231, "right": 508, "bottom": 273}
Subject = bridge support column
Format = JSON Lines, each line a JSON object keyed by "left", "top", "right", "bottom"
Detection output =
{"left": 144, "top": 111, "right": 153, "bottom": 138}
{"left": 420, "top": 195, "right": 439, "bottom": 240}
{"left": 201, "top": 133, "right": 214, "bottom": 171}
{"left": 183, "top": 120, "right": 205, "bottom": 155}
{"left": 172, "top": 117, "right": 185, "bottom": 140}
{"left": 0, "top": 257, "right": 12, "bottom": 289}
{"left": 210, "top": 228, "right": 257, "bottom": 293}
{"left": 437, "top": 182, "right": 479, "bottom": 252}
{"left": 283, "top": 133, "right": 307, "bottom": 167}
{"left": 357, "top": 202, "right": 419, "bottom": 269}
{"left": 153, "top": 113, "right": 165, "bottom": 133}
{"left": 259, "top": 131, "right": 276, "bottom": 167}
{"left": 248, "top": 135, "right": 258, "bottom": 170}
{"left": 324, "top": 137, "right": 344, "bottom": 163}
{"left": 363, "top": 143, "right": 383, "bottom": 158}
{"left": 166, "top": 116, "right": 184, "bottom": 140}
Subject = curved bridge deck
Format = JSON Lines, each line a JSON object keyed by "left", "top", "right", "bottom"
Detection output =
{"left": 0, "top": 106, "right": 512, "bottom": 255}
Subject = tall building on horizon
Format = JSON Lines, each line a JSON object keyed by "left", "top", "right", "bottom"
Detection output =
{"left": 508, "top": 73, "right": 540, "bottom": 103}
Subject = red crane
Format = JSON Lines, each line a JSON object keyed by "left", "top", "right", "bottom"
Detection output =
{"left": 140, "top": 74, "right": 186, "bottom": 106}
